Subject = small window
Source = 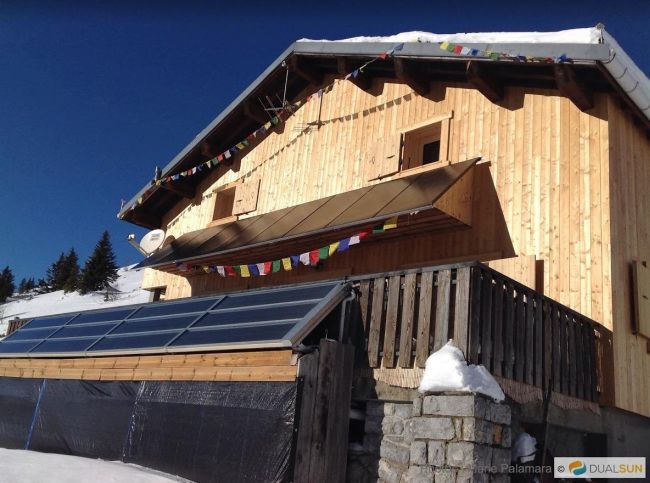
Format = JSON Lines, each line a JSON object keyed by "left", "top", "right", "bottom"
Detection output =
{"left": 212, "top": 186, "right": 236, "bottom": 221}
{"left": 402, "top": 121, "right": 444, "bottom": 170}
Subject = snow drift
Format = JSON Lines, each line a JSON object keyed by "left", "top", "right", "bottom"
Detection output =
{"left": 418, "top": 340, "right": 505, "bottom": 401}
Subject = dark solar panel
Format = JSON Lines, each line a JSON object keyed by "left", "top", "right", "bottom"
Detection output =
{"left": 170, "top": 323, "right": 296, "bottom": 348}
{"left": 0, "top": 281, "right": 347, "bottom": 357}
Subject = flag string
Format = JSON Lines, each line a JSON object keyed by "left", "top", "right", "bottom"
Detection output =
{"left": 122, "top": 40, "right": 570, "bottom": 214}
{"left": 174, "top": 216, "right": 398, "bottom": 277}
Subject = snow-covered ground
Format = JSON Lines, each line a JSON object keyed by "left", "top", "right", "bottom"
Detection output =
{"left": 0, "top": 265, "right": 150, "bottom": 335}
{"left": 0, "top": 449, "right": 191, "bottom": 483}
{"left": 299, "top": 27, "right": 602, "bottom": 45}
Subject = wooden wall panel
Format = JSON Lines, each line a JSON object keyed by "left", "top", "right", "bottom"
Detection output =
{"left": 607, "top": 99, "right": 650, "bottom": 417}
{"left": 136, "top": 78, "right": 650, "bottom": 415}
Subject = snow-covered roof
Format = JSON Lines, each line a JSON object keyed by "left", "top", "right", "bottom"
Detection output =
{"left": 298, "top": 27, "right": 603, "bottom": 44}
{"left": 0, "top": 265, "right": 150, "bottom": 334}
{"left": 119, "top": 26, "right": 650, "bottom": 224}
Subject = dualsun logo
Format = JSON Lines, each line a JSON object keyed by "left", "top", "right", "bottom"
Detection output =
{"left": 569, "top": 460, "right": 587, "bottom": 476}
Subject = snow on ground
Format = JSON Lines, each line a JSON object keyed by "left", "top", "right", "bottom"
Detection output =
{"left": 0, "top": 449, "right": 191, "bottom": 483}
{"left": 0, "top": 265, "right": 150, "bottom": 335}
{"left": 511, "top": 432, "right": 538, "bottom": 463}
{"left": 299, "top": 27, "right": 602, "bottom": 45}
{"left": 418, "top": 340, "right": 505, "bottom": 401}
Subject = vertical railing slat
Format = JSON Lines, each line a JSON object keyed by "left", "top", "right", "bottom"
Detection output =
{"left": 468, "top": 267, "right": 482, "bottom": 364}
{"left": 515, "top": 290, "right": 526, "bottom": 382}
{"left": 453, "top": 267, "right": 471, "bottom": 357}
{"left": 398, "top": 273, "right": 417, "bottom": 368}
{"left": 534, "top": 295, "right": 543, "bottom": 387}
{"left": 367, "top": 277, "right": 385, "bottom": 368}
{"left": 543, "top": 300, "right": 553, "bottom": 391}
{"left": 382, "top": 276, "right": 401, "bottom": 368}
{"left": 492, "top": 281, "right": 504, "bottom": 377}
{"left": 525, "top": 293, "right": 535, "bottom": 385}
{"left": 480, "top": 271, "right": 493, "bottom": 371}
{"left": 433, "top": 270, "right": 452, "bottom": 351}
{"left": 415, "top": 271, "right": 434, "bottom": 367}
{"left": 503, "top": 282, "right": 515, "bottom": 379}
{"left": 552, "top": 305, "right": 561, "bottom": 392}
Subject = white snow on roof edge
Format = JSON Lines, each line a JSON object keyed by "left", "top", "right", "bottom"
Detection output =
{"left": 298, "top": 27, "right": 603, "bottom": 45}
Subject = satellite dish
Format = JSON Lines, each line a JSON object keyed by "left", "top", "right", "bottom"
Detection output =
{"left": 140, "top": 229, "right": 166, "bottom": 255}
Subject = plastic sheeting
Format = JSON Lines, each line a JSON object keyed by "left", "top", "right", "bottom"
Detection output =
{"left": 0, "top": 377, "right": 297, "bottom": 483}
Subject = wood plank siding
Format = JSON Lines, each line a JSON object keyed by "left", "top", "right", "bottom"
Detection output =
{"left": 138, "top": 77, "right": 649, "bottom": 417}
{"left": 0, "top": 350, "right": 297, "bottom": 382}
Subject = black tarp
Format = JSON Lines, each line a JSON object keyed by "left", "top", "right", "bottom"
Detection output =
{"left": 0, "top": 377, "right": 297, "bottom": 483}
{"left": 0, "top": 377, "right": 42, "bottom": 449}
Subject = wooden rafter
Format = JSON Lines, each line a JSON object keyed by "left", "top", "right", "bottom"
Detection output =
{"left": 243, "top": 100, "right": 268, "bottom": 124}
{"left": 289, "top": 56, "right": 325, "bottom": 86}
{"left": 336, "top": 58, "right": 372, "bottom": 91}
{"left": 130, "top": 209, "right": 162, "bottom": 229}
{"left": 554, "top": 64, "right": 594, "bottom": 111}
{"left": 393, "top": 58, "right": 430, "bottom": 96}
{"left": 159, "top": 180, "right": 195, "bottom": 199}
{"left": 466, "top": 61, "right": 504, "bottom": 103}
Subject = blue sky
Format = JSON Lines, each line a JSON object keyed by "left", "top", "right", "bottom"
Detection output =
{"left": 1, "top": 0, "right": 649, "bottom": 283}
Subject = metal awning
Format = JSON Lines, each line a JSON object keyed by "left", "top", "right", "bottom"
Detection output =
{"left": 0, "top": 281, "right": 349, "bottom": 358}
{"left": 139, "top": 158, "right": 478, "bottom": 271}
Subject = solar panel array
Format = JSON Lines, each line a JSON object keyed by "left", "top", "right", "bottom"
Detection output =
{"left": 0, "top": 281, "right": 347, "bottom": 357}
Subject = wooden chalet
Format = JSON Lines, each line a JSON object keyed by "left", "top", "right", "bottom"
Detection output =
{"left": 2, "top": 26, "right": 650, "bottom": 481}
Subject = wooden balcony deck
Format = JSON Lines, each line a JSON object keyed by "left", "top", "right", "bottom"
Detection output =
{"left": 352, "top": 262, "right": 614, "bottom": 404}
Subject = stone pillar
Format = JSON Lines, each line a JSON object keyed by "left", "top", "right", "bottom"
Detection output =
{"left": 370, "top": 393, "right": 511, "bottom": 483}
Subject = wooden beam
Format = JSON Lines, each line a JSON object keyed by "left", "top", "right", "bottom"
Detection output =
{"left": 336, "top": 58, "right": 372, "bottom": 91}
{"left": 159, "top": 180, "right": 195, "bottom": 199}
{"left": 289, "top": 56, "right": 325, "bottom": 86}
{"left": 466, "top": 61, "right": 504, "bottom": 103}
{"left": 243, "top": 100, "right": 268, "bottom": 124}
{"left": 393, "top": 58, "right": 430, "bottom": 96}
{"left": 130, "top": 209, "right": 162, "bottom": 229}
{"left": 554, "top": 64, "right": 594, "bottom": 111}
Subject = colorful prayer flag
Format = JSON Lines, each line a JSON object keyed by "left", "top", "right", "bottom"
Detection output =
{"left": 328, "top": 241, "right": 339, "bottom": 255}
{"left": 318, "top": 246, "right": 329, "bottom": 260}
{"left": 272, "top": 260, "right": 281, "bottom": 273}
{"left": 384, "top": 216, "right": 398, "bottom": 230}
{"left": 282, "top": 258, "right": 292, "bottom": 271}
{"left": 225, "top": 265, "right": 235, "bottom": 276}
{"left": 249, "top": 264, "right": 259, "bottom": 276}
{"left": 217, "top": 266, "right": 226, "bottom": 277}
{"left": 299, "top": 252, "right": 310, "bottom": 265}
{"left": 240, "top": 265, "right": 250, "bottom": 277}
{"left": 290, "top": 255, "right": 300, "bottom": 266}
{"left": 338, "top": 237, "right": 351, "bottom": 252}
{"left": 309, "top": 250, "right": 320, "bottom": 265}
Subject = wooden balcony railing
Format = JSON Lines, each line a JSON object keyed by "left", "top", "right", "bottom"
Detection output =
{"left": 353, "top": 262, "right": 613, "bottom": 404}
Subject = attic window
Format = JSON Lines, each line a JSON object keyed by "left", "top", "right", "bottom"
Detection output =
{"left": 401, "top": 113, "right": 451, "bottom": 171}
{"left": 212, "top": 186, "right": 237, "bottom": 224}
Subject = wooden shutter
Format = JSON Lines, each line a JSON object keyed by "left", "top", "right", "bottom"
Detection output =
{"left": 366, "top": 133, "right": 402, "bottom": 180}
{"left": 232, "top": 178, "right": 260, "bottom": 215}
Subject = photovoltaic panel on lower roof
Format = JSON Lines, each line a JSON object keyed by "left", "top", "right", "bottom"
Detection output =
{"left": 0, "top": 281, "right": 349, "bottom": 358}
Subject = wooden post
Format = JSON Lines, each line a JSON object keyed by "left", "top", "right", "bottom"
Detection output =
{"left": 453, "top": 267, "right": 471, "bottom": 357}
{"left": 293, "top": 340, "right": 354, "bottom": 483}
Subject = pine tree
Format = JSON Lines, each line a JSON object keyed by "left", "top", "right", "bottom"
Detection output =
{"left": 26, "top": 277, "right": 35, "bottom": 292}
{"left": 79, "top": 231, "right": 119, "bottom": 294}
{"left": 18, "top": 278, "right": 27, "bottom": 294}
{"left": 47, "top": 252, "right": 67, "bottom": 291}
{"left": 0, "top": 266, "right": 15, "bottom": 303}
{"left": 62, "top": 248, "right": 80, "bottom": 293}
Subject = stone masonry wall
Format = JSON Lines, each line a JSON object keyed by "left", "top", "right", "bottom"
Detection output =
{"left": 354, "top": 393, "right": 512, "bottom": 483}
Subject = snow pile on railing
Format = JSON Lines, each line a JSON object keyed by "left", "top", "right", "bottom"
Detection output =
{"left": 418, "top": 340, "right": 505, "bottom": 402}
{"left": 299, "top": 28, "right": 602, "bottom": 45}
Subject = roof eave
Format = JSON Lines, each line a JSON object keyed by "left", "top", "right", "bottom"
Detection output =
{"left": 119, "top": 34, "right": 648, "bottom": 222}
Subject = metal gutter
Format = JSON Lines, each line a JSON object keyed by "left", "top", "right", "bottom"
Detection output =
{"left": 118, "top": 32, "right": 647, "bottom": 219}
{"left": 600, "top": 29, "right": 650, "bottom": 120}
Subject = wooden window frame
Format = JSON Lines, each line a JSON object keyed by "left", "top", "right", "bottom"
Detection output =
{"left": 208, "top": 180, "right": 241, "bottom": 228}
{"left": 398, "top": 111, "right": 453, "bottom": 176}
